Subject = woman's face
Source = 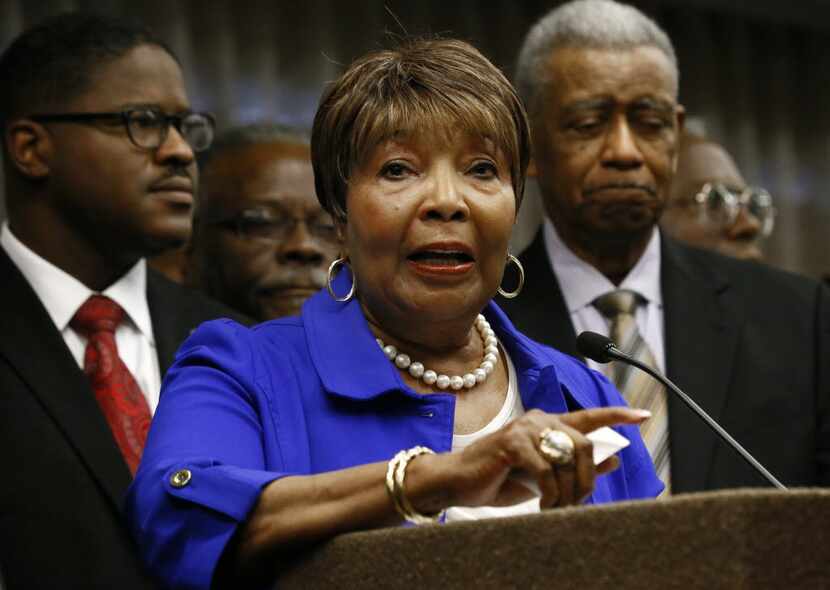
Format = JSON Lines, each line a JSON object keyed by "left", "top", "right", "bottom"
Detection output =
{"left": 342, "top": 130, "right": 516, "bottom": 333}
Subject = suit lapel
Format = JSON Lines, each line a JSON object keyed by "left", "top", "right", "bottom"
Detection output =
{"left": 146, "top": 270, "right": 194, "bottom": 376}
{"left": 0, "top": 251, "right": 132, "bottom": 508}
{"left": 661, "top": 238, "right": 740, "bottom": 491}
{"left": 147, "top": 269, "right": 254, "bottom": 385}
{"left": 513, "top": 231, "right": 741, "bottom": 490}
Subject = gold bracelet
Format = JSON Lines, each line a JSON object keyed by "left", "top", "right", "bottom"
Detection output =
{"left": 385, "top": 449, "right": 409, "bottom": 518}
{"left": 384, "top": 446, "right": 444, "bottom": 525}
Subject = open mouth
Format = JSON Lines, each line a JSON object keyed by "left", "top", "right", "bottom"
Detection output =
{"left": 407, "top": 250, "right": 475, "bottom": 266}
{"left": 406, "top": 245, "right": 476, "bottom": 278}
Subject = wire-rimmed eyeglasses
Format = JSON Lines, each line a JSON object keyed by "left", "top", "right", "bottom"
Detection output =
{"left": 692, "top": 182, "right": 776, "bottom": 237}
{"left": 212, "top": 208, "right": 339, "bottom": 244}
{"left": 29, "top": 107, "right": 216, "bottom": 152}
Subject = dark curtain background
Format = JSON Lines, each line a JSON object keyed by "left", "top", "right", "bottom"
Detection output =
{"left": 0, "top": 0, "right": 828, "bottom": 278}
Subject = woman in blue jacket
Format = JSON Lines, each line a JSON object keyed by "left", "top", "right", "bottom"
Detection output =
{"left": 126, "top": 38, "right": 661, "bottom": 590}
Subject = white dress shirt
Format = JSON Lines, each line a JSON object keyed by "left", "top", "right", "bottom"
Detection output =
{"left": 1, "top": 222, "right": 161, "bottom": 413}
{"left": 543, "top": 219, "right": 666, "bottom": 375}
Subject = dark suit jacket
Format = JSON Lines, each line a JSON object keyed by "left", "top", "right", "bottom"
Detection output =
{"left": 500, "top": 229, "right": 830, "bottom": 492}
{"left": 0, "top": 249, "right": 247, "bottom": 589}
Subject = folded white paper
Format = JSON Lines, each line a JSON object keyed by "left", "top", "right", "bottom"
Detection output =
{"left": 508, "top": 426, "right": 630, "bottom": 497}
{"left": 587, "top": 426, "right": 630, "bottom": 464}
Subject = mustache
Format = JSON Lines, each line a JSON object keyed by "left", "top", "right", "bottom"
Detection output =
{"left": 583, "top": 182, "right": 657, "bottom": 197}
{"left": 257, "top": 268, "right": 327, "bottom": 293}
{"left": 156, "top": 166, "right": 194, "bottom": 184}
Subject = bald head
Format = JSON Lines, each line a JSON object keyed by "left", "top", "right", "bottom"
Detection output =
{"left": 662, "top": 134, "right": 767, "bottom": 261}
{"left": 670, "top": 135, "right": 745, "bottom": 203}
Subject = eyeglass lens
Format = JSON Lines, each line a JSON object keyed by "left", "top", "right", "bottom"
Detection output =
{"left": 699, "top": 184, "right": 735, "bottom": 226}
{"left": 236, "top": 212, "right": 337, "bottom": 243}
{"left": 697, "top": 184, "right": 775, "bottom": 236}
{"left": 126, "top": 109, "right": 214, "bottom": 152}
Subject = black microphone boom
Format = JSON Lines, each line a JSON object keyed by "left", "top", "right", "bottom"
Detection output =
{"left": 576, "top": 331, "right": 787, "bottom": 490}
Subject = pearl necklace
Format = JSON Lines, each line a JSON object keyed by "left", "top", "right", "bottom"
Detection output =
{"left": 376, "top": 314, "right": 499, "bottom": 391}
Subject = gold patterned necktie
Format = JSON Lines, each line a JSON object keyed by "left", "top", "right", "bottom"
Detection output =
{"left": 593, "top": 289, "right": 671, "bottom": 494}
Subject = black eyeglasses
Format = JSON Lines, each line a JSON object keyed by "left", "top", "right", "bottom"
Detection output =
{"left": 692, "top": 183, "right": 777, "bottom": 237}
{"left": 213, "top": 208, "right": 338, "bottom": 244}
{"left": 29, "top": 107, "right": 216, "bottom": 152}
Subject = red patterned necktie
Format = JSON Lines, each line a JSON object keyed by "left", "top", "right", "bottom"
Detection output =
{"left": 70, "top": 295, "right": 151, "bottom": 476}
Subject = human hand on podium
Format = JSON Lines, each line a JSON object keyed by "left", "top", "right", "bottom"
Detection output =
{"left": 508, "top": 426, "right": 630, "bottom": 500}
{"left": 437, "top": 407, "right": 648, "bottom": 509}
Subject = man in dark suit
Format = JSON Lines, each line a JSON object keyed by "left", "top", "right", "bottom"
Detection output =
{"left": 0, "top": 14, "right": 242, "bottom": 588}
{"left": 504, "top": 0, "right": 830, "bottom": 492}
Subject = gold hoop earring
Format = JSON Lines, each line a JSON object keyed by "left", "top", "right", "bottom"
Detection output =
{"left": 326, "top": 257, "right": 356, "bottom": 302}
{"left": 497, "top": 254, "right": 525, "bottom": 299}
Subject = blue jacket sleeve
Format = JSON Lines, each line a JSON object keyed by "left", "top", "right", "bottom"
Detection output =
{"left": 560, "top": 361, "right": 664, "bottom": 500}
{"left": 125, "top": 319, "right": 291, "bottom": 590}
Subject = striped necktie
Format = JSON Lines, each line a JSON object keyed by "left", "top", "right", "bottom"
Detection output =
{"left": 594, "top": 290, "right": 671, "bottom": 494}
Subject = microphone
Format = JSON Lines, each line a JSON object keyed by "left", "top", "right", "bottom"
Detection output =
{"left": 576, "top": 331, "right": 787, "bottom": 490}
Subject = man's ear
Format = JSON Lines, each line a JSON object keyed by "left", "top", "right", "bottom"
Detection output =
{"left": 6, "top": 119, "right": 52, "bottom": 179}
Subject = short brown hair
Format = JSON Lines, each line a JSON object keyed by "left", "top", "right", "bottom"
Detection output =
{"left": 311, "top": 38, "right": 531, "bottom": 221}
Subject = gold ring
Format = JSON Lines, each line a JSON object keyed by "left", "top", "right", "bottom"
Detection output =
{"left": 539, "top": 428, "right": 575, "bottom": 466}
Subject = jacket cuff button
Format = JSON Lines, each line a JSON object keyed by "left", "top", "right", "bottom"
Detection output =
{"left": 170, "top": 469, "right": 192, "bottom": 488}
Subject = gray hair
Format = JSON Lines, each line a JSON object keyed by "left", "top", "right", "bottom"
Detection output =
{"left": 200, "top": 121, "right": 309, "bottom": 168}
{"left": 515, "top": 0, "right": 678, "bottom": 118}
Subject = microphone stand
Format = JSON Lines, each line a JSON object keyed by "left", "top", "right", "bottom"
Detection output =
{"left": 606, "top": 343, "right": 788, "bottom": 490}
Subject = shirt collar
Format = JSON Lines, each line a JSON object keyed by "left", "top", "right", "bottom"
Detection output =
{"left": 543, "top": 218, "right": 662, "bottom": 312}
{"left": 301, "top": 269, "right": 407, "bottom": 401}
{"left": 302, "top": 268, "right": 585, "bottom": 414}
{"left": 103, "top": 260, "right": 154, "bottom": 342}
{"left": 1, "top": 222, "right": 153, "bottom": 341}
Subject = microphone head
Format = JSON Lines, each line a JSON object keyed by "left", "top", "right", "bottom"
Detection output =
{"left": 576, "top": 331, "right": 617, "bottom": 364}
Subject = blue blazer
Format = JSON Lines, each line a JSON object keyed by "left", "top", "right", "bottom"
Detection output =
{"left": 126, "top": 274, "right": 661, "bottom": 590}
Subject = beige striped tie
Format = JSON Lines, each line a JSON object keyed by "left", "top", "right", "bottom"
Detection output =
{"left": 594, "top": 290, "right": 671, "bottom": 494}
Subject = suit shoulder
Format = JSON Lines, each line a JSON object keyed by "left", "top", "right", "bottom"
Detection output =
{"left": 146, "top": 269, "right": 253, "bottom": 326}
{"left": 670, "top": 241, "right": 821, "bottom": 299}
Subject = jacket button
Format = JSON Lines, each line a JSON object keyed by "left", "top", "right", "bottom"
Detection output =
{"left": 170, "top": 469, "right": 192, "bottom": 488}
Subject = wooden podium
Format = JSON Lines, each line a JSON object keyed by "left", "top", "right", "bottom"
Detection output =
{"left": 273, "top": 489, "right": 830, "bottom": 589}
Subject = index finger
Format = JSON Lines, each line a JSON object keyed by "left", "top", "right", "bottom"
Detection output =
{"left": 559, "top": 407, "right": 651, "bottom": 433}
